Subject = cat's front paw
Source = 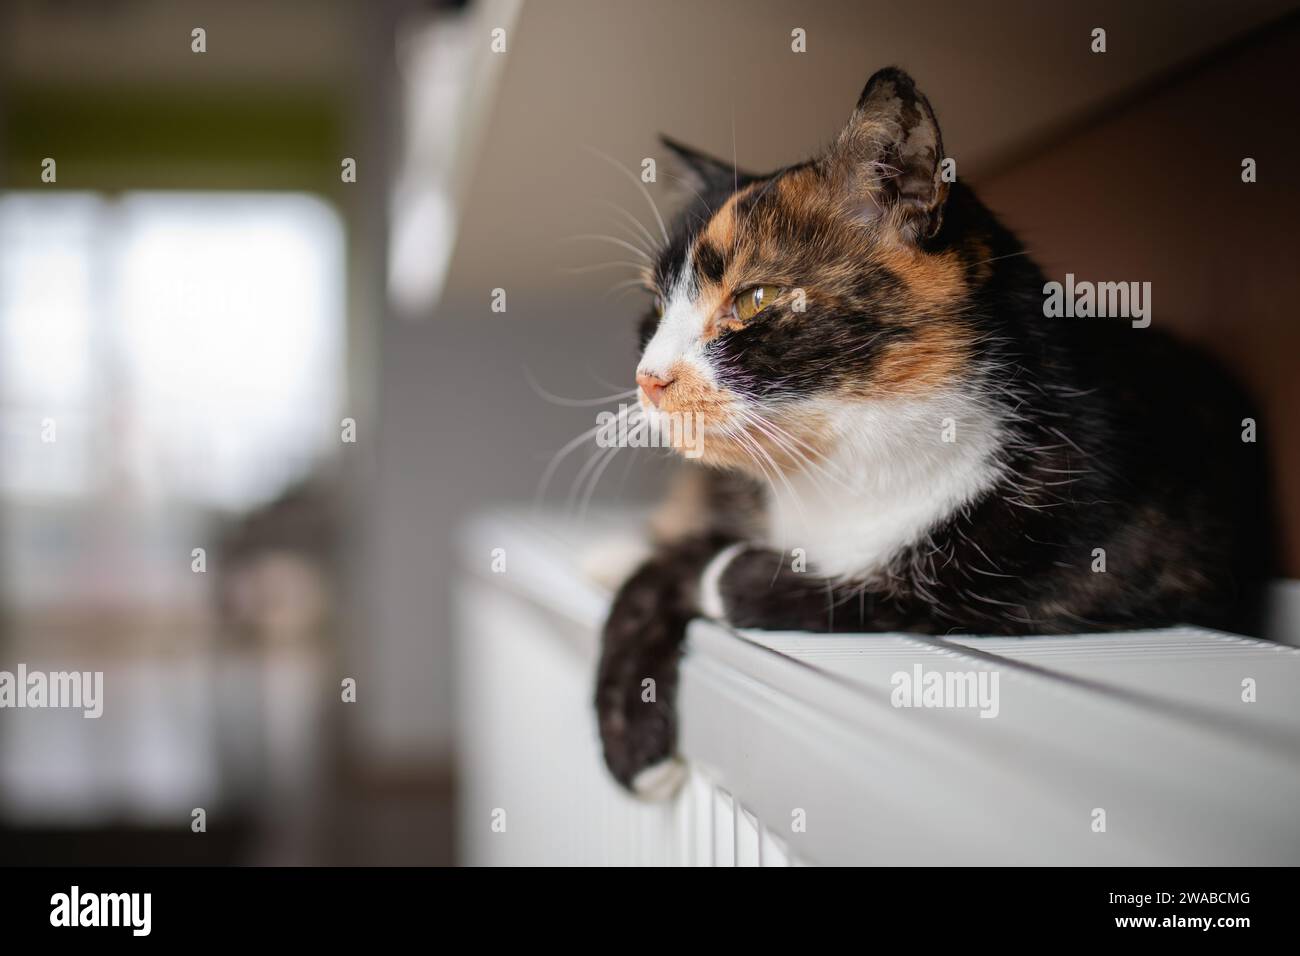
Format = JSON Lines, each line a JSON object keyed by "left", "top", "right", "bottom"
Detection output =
{"left": 594, "top": 568, "right": 691, "bottom": 798}
{"left": 597, "top": 685, "right": 686, "bottom": 800}
{"left": 595, "top": 643, "right": 682, "bottom": 798}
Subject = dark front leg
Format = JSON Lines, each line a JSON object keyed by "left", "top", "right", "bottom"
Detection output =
{"left": 594, "top": 533, "right": 734, "bottom": 794}
{"left": 595, "top": 540, "right": 924, "bottom": 794}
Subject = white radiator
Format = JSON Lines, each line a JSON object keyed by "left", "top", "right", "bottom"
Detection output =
{"left": 455, "top": 511, "right": 1300, "bottom": 866}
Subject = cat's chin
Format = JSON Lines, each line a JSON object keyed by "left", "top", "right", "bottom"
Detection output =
{"left": 675, "top": 422, "right": 830, "bottom": 475}
{"left": 642, "top": 396, "right": 833, "bottom": 471}
{"left": 681, "top": 437, "right": 782, "bottom": 472}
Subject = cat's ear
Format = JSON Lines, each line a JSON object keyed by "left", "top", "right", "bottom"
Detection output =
{"left": 660, "top": 135, "right": 746, "bottom": 195}
{"left": 829, "top": 67, "right": 949, "bottom": 242}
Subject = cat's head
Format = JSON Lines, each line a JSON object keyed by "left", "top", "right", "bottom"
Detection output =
{"left": 635, "top": 67, "right": 1000, "bottom": 471}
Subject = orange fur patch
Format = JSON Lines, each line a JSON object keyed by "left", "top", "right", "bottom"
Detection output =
{"left": 857, "top": 321, "right": 969, "bottom": 396}
{"left": 657, "top": 360, "right": 732, "bottom": 422}
{"left": 876, "top": 242, "right": 967, "bottom": 312}
{"left": 701, "top": 193, "right": 739, "bottom": 252}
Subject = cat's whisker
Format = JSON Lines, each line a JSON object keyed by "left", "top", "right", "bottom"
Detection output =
{"left": 604, "top": 277, "right": 654, "bottom": 301}
{"left": 566, "top": 442, "right": 612, "bottom": 515}
{"left": 741, "top": 424, "right": 842, "bottom": 508}
{"left": 575, "top": 403, "right": 659, "bottom": 523}
{"left": 739, "top": 407, "right": 835, "bottom": 467}
{"left": 733, "top": 407, "right": 855, "bottom": 500}
{"left": 733, "top": 408, "right": 821, "bottom": 474}
{"left": 729, "top": 422, "right": 809, "bottom": 524}
{"left": 663, "top": 172, "right": 718, "bottom": 233}
{"left": 585, "top": 366, "right": 635, "bottom": 395}
{"left": 573, "top": 403, "right": 650, "bottom": 520}
{"left": 738, "top": 418, "right": 816, "bottom": 496}
{"left": 533, "top": 422, "right": 606, "bottom": 509}
{"left": 599, "top": 199, "right": 662, "bottom": 258}
{"left": 576, "top": 444, "right": 623, "bottom": 525}
{"left": 524, "top": 368, "right": 638, "bottom": 408}
{"left": 968, "top": 249, "right": 1032, "bottom": 269}
{"left": 715, "top": 419, "right": 777, "bottom": 500}
{"left": 582, "top": 145, "right": 670, "bottom": 246}
{"left": 734, "top": 441, "right": 787, "bottom": 517}
{"left": 566, "top": 233, "right": 653, "bottom": 263}
{"left": 745, "top": 165, "right": 789, "bottom": 207}
{"left": 731, "top": 106, "right": 738, "bottom": 194}
{"left": 602, "top": 219, "right": 657, "bottom": 263}
{"left": 865, "top": 159, "right": 903, "bottom": 189}
{"left": 664, "top": 172, "right": 710, "bottom": 213}
{"left": 560, "top": 260, "right": 651, "bottom": 276}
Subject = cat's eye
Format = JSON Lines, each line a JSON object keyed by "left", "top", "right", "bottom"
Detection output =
{"left": 653, "top": 294, "right": 665, "bottom": 317}
{"left": 735, "top": 285, "right": 779, "bottom": 322}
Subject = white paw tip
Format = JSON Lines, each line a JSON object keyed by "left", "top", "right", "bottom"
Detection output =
{"left": 631, "top": 757, "right": 688, "bottom": 801}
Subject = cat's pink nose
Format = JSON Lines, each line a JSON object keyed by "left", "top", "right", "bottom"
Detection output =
{"left": 636, "top": 371, "right": 674, "bottom": 407}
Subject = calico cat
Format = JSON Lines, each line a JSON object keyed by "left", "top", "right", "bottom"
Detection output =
{"left": 594, "top": 67, "right": 1273, "bottom": 795}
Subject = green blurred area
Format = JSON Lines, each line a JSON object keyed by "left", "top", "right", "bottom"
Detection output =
{"left": 3, "top": 85, "right": 345, "bottom": 193}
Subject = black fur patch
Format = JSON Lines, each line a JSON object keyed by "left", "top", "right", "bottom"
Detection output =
{"left": 692, "top": 240, "right": 726, "bottom": 286}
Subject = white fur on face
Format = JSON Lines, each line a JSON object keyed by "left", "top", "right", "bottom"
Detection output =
{"left": 638, "top": 249, "right": 1001, "bottom": 582}
{"left": 637, "top": 250, "right": 716, "bottom": 388}
{"left": 762, "top": 389, "right": 1006, "bottom": 580}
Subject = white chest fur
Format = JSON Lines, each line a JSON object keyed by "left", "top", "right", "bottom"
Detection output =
{"left": 762, "top": 393, "right": 1006, "bottom": 580}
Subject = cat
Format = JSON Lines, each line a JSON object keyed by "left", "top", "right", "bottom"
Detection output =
{"left": 593, "top": 67, "right": 1273, "bottom": 796}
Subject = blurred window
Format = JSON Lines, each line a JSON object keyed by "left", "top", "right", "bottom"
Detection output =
{"left": 1, "top": 191, "right": 345, "bottom": 509}
{"left": 0, "top": 192, "right": 345, "bottom": 823}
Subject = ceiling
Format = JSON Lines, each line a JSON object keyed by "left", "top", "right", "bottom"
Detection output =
{"left": 441, "top": 0, "right": 1296, "bottom": 308}
{"left": 1, "top": 0, "right": 362, "bottom": 87}
{"left": 5, "top": 0, "right": 1294, "bottom": 315}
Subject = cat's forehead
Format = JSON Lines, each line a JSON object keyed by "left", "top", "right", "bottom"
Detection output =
{"left": 655, "top": 164, "right": 828, "bottom": 295}
{"left": 654, "top": 160, "right": 976, "bottom": 315}
{"left": 655, "top": 162, "right": 881, "bottom": 303}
